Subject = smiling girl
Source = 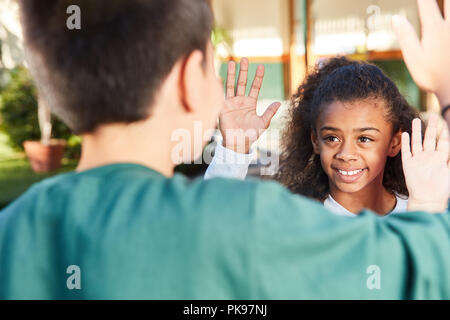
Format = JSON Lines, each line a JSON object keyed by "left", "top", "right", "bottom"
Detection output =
{"left": 206, "top": 56, "right": 429, "bottom": 216}
{"left": 276, "top": 57, "right": 421, "bottom": 216}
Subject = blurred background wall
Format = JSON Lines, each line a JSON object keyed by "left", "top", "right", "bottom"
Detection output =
{"left": 0, "top": 0, "right": 23, "bottom": 70}
{"left": 212, "top": 0, "right": 443, "bottom": 112}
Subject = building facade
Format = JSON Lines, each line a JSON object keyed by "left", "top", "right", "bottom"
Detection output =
{"left": 212, "top": 0, "right": 443, "bottom": 112}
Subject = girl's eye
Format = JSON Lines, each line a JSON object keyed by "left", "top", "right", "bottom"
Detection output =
{"left": 324, "top": 136, "right": 340, "bottom": 143}
{"left": 359, "top": 137, "right": 373, "bottom": 143}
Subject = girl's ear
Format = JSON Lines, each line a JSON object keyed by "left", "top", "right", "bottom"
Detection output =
{"left": 388, "top": 131, "right": 402, "bottom": 157}
{"left": 310, "top": 130, "right": 320, "bottom": 154}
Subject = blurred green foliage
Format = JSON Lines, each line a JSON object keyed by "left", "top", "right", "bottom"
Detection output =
{"left": 0, "top": 66, "right": 81, "bottom": 158}
{"left": 0, "top": 158, "right": 78, "bottom": 209}
{"left": 211, "top": 25, "right": 232, "bottom": 53}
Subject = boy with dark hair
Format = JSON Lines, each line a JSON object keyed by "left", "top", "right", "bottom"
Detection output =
{"left": 0, "top": 0, "right": 448, "bottom": 299}
{"left": 21, "top": 0, "right": 215, "bottom": 134}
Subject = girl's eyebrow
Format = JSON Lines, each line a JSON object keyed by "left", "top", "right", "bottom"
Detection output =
{"left": 320, "top": 126, "right": 380, "bottom": 133}
{"left": 355, "top": 127, "right": 381, "bottom": 133}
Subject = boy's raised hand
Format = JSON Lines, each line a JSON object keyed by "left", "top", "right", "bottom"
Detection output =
{"left": 402, "top": 114, "right": 450, "bottom": 213}
{"left": 219, "top": 58, "right": 281, "bottom": 154}
{"left": 392, "top": 0, "right": 450, "bottom": 109}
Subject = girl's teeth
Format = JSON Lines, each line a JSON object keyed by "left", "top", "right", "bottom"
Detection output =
{"left": 338, "top": 169, "right": 363, "bottom": 176}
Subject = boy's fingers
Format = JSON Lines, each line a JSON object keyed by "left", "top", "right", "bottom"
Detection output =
{"left": 248, "top": 65, "right": 265, "bottom": 100}
{"left": 226, "top": 61, "right": 236, "bottom": 98}
{"left": 446, "top": 0, "right": 450, "bottom": 20}
{"left": 417, "top": 0, "right": 444, "bottom": 30}
{"left": 423, "top": 113, "right": 438, "bottom": 152}
{"left": 411, "top": 118, "right": 423, "bottom": 155}
{"left": 392, "top": 15, "right": 423, "bottom": 73}
{"left": 261, "top": 102, "right": 281, "bottom": 128}
{"left": 401, "top": 132, "right": 412, "bottom": 162}
{"left": 436, "top": 120, "right": 449, "bottom": 154}
{"left": 236, "top": 58, "right": 249, "bottom": 96}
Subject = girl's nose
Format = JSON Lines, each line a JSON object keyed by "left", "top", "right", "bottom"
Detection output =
{"left": 336, "top": 142, "right": 358, "bottom": 162}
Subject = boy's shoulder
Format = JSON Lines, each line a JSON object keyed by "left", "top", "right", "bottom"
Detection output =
{"left": 0, "top": 163, "right": 287, "bottom": 218}
{"left": 0, "top": 162, "right": 324, "bottom": 237}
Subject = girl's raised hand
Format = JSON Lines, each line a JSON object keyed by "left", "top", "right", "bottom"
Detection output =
{"left": 402, "top": 114, "right": 449, "bottom": 213}
{"left": 219, "top": 58, "right": 281, "bottom": 154}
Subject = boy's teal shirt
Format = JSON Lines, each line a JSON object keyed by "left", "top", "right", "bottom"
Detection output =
{"left": 0, "top": 163, "right": 449, "bottom": 299}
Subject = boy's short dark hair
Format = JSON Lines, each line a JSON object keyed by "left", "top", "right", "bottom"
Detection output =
{"left": 19, "top": 0, "right": 213, "bottom": 134}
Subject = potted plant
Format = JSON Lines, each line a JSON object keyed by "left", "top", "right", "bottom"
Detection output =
{"left": 22, "top": 97, "right": 66, "bottom": 172}
{"left": 0, "top": 66, "right": 76, "bottom": 173}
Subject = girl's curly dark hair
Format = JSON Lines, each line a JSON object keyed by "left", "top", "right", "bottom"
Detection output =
{"left": 275, "top": 56, "right": 421, "bottom": 202}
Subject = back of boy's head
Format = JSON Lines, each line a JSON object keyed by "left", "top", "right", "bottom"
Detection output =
{"left": 278, "top": 56, "right": 420, "bottom": 201}
{"left": 19, "top": 0, "right": 213, "bottom": 134}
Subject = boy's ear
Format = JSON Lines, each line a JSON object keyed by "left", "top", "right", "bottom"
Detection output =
{"left": 388, "top": 131, "right": 402, "bottom": 157}
{"left": 179, "top": 50, "right": 206, "bottom": 113}
{"left": 311, "top": 129, "right": 320, "bottom": 154}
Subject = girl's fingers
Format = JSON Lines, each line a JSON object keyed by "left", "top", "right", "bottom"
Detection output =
{"left": 401, "top": 131, "right": 412, "bottom": 162}
{"left": 248, "top": 65, "right": 265, "bottom": 100}
{"left": 261, "top": 102, "right": 281, "bottom": 128}
{"left": 436, "top": 120, "right": 449, "bottom": 155}
{"left": 423, "top": 113, "right": 438, "bottom": 152}
{"left": 411, "top": 118, "right": 423, "bottom": 155}
{"left": 226, "top": 61, "right": 236, "bottom": 98}
{"left": 236, "top": 58, "right": 249, "bottom": 96}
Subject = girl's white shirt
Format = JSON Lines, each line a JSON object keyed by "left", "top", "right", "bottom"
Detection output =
{"left": 324, "top": 193, "right": 408, "bottom": 217}
{"left": 205, "top": 142, "right": 409, "bottom": 216}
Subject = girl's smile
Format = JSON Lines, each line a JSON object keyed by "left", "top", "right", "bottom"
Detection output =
{"left": 332, "top": 167, "right": 367, "bottom": 183}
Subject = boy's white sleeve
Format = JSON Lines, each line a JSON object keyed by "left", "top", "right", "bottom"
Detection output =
{"left": 204, "top": 142, "right": 255, "bottom": 180}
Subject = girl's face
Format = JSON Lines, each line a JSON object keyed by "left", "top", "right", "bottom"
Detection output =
{"left": 311, "top": 99, "right": 402, "bottom": 194}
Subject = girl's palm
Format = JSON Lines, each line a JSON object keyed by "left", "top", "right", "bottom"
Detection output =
{"left": 218, "top": 58, "right": 281, "bottom": 152}
{"left": 402, "top": 115, "right": 450, "bottom": 208}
